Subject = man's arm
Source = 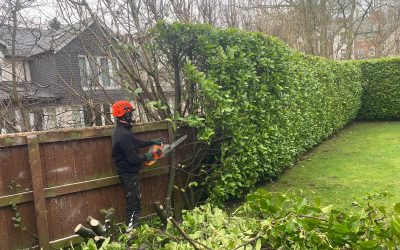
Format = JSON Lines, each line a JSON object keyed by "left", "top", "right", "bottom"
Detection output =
{"left": 135, "top": 136, "right": 163, "bottom": 148}
{"left": 136, "top": 138, "right": 153, "bottom": 148}
{"left": 120, "top": 135, "right": 144, "bottom": 165}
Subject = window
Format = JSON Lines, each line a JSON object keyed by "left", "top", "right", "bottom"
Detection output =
{"left": 82, "top": 104, "right": 113, "bottom": 126}
{"left": 0, "top": 121, "right": 6, "bottom": 134}
{"left": 94, "top": 104, "right": 102, "bottom": 126}
{"left": 71, "top": 106, "right": 84, "bottom": 127}
{"left": 340, "top": 32, "right": 346, "bottom": 44}
{"left": 83, "top": 106, "right": 93, "bottom": 126}
{"left": 341, "top": 49, "right": 347, "bottom": 59}
{"left": 369, "top": 47, "right": 375, "bottom": 58}
{"left": 99, "top": 56, "right": 119, "bottom": 89}
{"left": 78, "top": 56, "right": 88, "bottom": 89}
{"left": 100, "top": 57, "right": 111, "bottom": 88}
{"left": 100, "top": 104, "right": 113, "bottom": 125}
{"left": 79, "top": 55, "right": 97, "bottom": 90}
{"left": 15, "top": 110, "right": 22, "bottom": 131}
{"left": 43, "top": 108, "right": 57, "bottom": 130}
{"left": 111, "top": 57, "right": 120, "bottom": 84}
{"left": 87, "top": 57, "right": 98, "bottom": 88}
{"left": 29, "top": 110, "right": 43, "bottom": 131}
{"left": 357, "top": 49, "right": 365, "bottom": 59}
{"left": 78, "top": 55, "right": 120, "bottom": 90}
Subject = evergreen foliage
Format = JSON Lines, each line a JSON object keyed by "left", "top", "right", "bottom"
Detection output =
{"left": 156, "top": 22, "right": 362, "bottom": 203}
{"left": 358, "top": 58, "right": 400, "bottom": 120}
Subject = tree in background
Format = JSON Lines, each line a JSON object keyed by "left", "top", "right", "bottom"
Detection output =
{"left": 0, "top": 0, "right": 41, "bottom": 132}
{"left": 1, "top": 0, "right": 399, "bottom": 132}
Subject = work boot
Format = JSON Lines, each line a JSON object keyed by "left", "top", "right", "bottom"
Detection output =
{"left": 126, "top": 215, "right": 141, "bottom": 233}
{"left": 133, "top": 214, "right": 141, "bottom": 227}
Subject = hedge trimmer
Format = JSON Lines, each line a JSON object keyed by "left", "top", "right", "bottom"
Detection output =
{"left": 145, "top": 135, "right": 187, "bottom": 166}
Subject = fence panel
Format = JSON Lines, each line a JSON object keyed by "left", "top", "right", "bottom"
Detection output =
{"left": 0, "top": 121, "right": 195, "bottom": 249}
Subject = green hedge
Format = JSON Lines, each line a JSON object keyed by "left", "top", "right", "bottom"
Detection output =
{"left": 155, "top": 23, "right": 363, "bottom": 203}
{"left": 358, "top": 58, "right": 400, "bottom": 120}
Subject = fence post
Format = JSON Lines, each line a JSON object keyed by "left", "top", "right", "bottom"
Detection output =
{"left": 27, "top": 135, "right": 50, "bottom": 250}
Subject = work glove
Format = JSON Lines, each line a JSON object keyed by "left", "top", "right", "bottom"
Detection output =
{"left": 151, "top": 138, "right": 165, "bottom": 145}
{"left": 143, "top": 152, "right": 154, "bottom": 162}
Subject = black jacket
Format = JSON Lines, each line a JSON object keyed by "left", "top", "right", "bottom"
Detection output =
{"left": 112, "top": 121, "right": 153, "bottom": 175}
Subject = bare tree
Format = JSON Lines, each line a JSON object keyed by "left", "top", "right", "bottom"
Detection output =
{"left": 1, "top": 0, "right": 399, "bottom": 134}
{"left": 0, "top": 0, "right": 46, "bottom": 133}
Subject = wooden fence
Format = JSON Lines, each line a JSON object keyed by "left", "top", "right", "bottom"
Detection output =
{"left": 0, "top": 121, "right": 195, "bottom": 250}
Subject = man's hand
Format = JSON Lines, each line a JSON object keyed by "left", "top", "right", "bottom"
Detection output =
{"left": 143, "top": 152, "right": 153, "bottom": 161}
{"left": 151, "top": 137, "right": 165, "bottom": 145}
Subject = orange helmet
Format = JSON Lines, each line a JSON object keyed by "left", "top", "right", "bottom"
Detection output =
{"left": 112, "top": 100, "right": 134, "bottom": 118}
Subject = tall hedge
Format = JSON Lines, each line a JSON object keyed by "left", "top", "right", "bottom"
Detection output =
{"left": 358, "top": 58, "right": 400, "bottom": 120}
{"left": 155, "top": 23, "right": 362, "bottom": 203}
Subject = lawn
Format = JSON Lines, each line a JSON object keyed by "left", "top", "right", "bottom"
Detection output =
{"left": 265, "top": 122, "right": 400, "bottom": 210}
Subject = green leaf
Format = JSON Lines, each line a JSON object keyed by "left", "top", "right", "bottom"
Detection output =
{"left": 100, "top": 237, "right": 110, "bottom": 249}
{"left": 359, "top": 240, "right": 378, "bottom": 249}
{"left": 87, "top": 239, "right": 97, "bottom": 250}
{"left": 134, "top": 88, "right": 143, "bottom": 95}
{"left": 333, "top": 223, "right": 350, "bottom": 234}
{"left": 394, "top": 203, "right": 400, "bottom": 214}
{"left": 391, "top": 215, "right": 400, "bottom": 236}
{"left": 188, "top": 181, "right": 198, "bottom": 188}
{"left": 321, "top": 205, "right": 332, "bottom": 214}
{"left": 255, "top": 238, "right": 261, "bottom": 250}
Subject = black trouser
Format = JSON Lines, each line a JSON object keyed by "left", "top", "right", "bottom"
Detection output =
{"left": 119, "top": 174, "right": 141, "bottom": 228}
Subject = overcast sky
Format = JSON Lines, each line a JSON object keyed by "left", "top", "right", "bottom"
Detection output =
{"left": 20, "top": 0, "right": 58, "bottom": 23}
{"left": 17, "top": 0, "right": 100, "bottom": 27}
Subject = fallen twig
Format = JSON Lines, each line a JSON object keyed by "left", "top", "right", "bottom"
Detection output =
{"left": 168, "top": 217, "right": 212, "bottom": 250}
{"left": 233, "top": 233, "right": 263, "bottom": 250}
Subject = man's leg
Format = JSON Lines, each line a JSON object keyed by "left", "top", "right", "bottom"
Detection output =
{"left": 119, "top": 174, "right": 141, "bottom": 229}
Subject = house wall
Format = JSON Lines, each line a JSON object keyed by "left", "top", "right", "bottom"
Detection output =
{"left": 27, "top": 23, "right": 130, "bottom": 131}
{"left": 354, "top": 33, "right": 376, "bottom": 60}
{"left": 54, "top": 23, "right": 127, "bottom": 106}
{"left": 29, "top": 23, "right": 128, "bottom": 108}
{"left": 29, "top": 53, "right": 57, "bottom": 90}
{"left": 1, "top": 57, "right": 28, "bottom": 82}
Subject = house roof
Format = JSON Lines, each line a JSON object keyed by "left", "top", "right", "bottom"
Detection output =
{"left": 0, "top": 19, "right": 107, "bottom": 57}
{"left": 0, "top": 81, "right": 59, "bottom": 101}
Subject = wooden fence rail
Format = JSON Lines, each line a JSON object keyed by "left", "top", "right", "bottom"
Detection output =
{"left": 0, "top": 121, "right": 195, "bottom": 249}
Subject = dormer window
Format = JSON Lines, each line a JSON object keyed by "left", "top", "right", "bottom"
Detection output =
{"left": 78, "top": 55, "right": 120, "bottom": 90}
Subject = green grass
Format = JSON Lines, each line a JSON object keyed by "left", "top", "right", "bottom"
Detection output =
{"left": 265, "top": 122, "right": 400, "bottom": 210}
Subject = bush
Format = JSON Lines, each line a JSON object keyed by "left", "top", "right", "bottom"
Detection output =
{"left": 156, "top": 23, "right": 362, "bottom": 203}
{"left": 358, "top": 58, "right": 400, "bottom": 120}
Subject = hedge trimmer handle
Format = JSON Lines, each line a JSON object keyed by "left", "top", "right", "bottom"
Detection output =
{"left": 144, "top": 135, "right": 187, "bottom": 166}
{"left": 145, "top": 144, "right": 165, "bottom": 166}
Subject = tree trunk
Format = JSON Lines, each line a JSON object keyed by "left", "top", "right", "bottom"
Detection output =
{"left": 11, "top": 0, "right": 30, "bottom": 132}
{"left": 346, "top": 0, "right": 357, "bottom": 59}
{"left": 319, "top": 0, "right": 329, "bottom": 57}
